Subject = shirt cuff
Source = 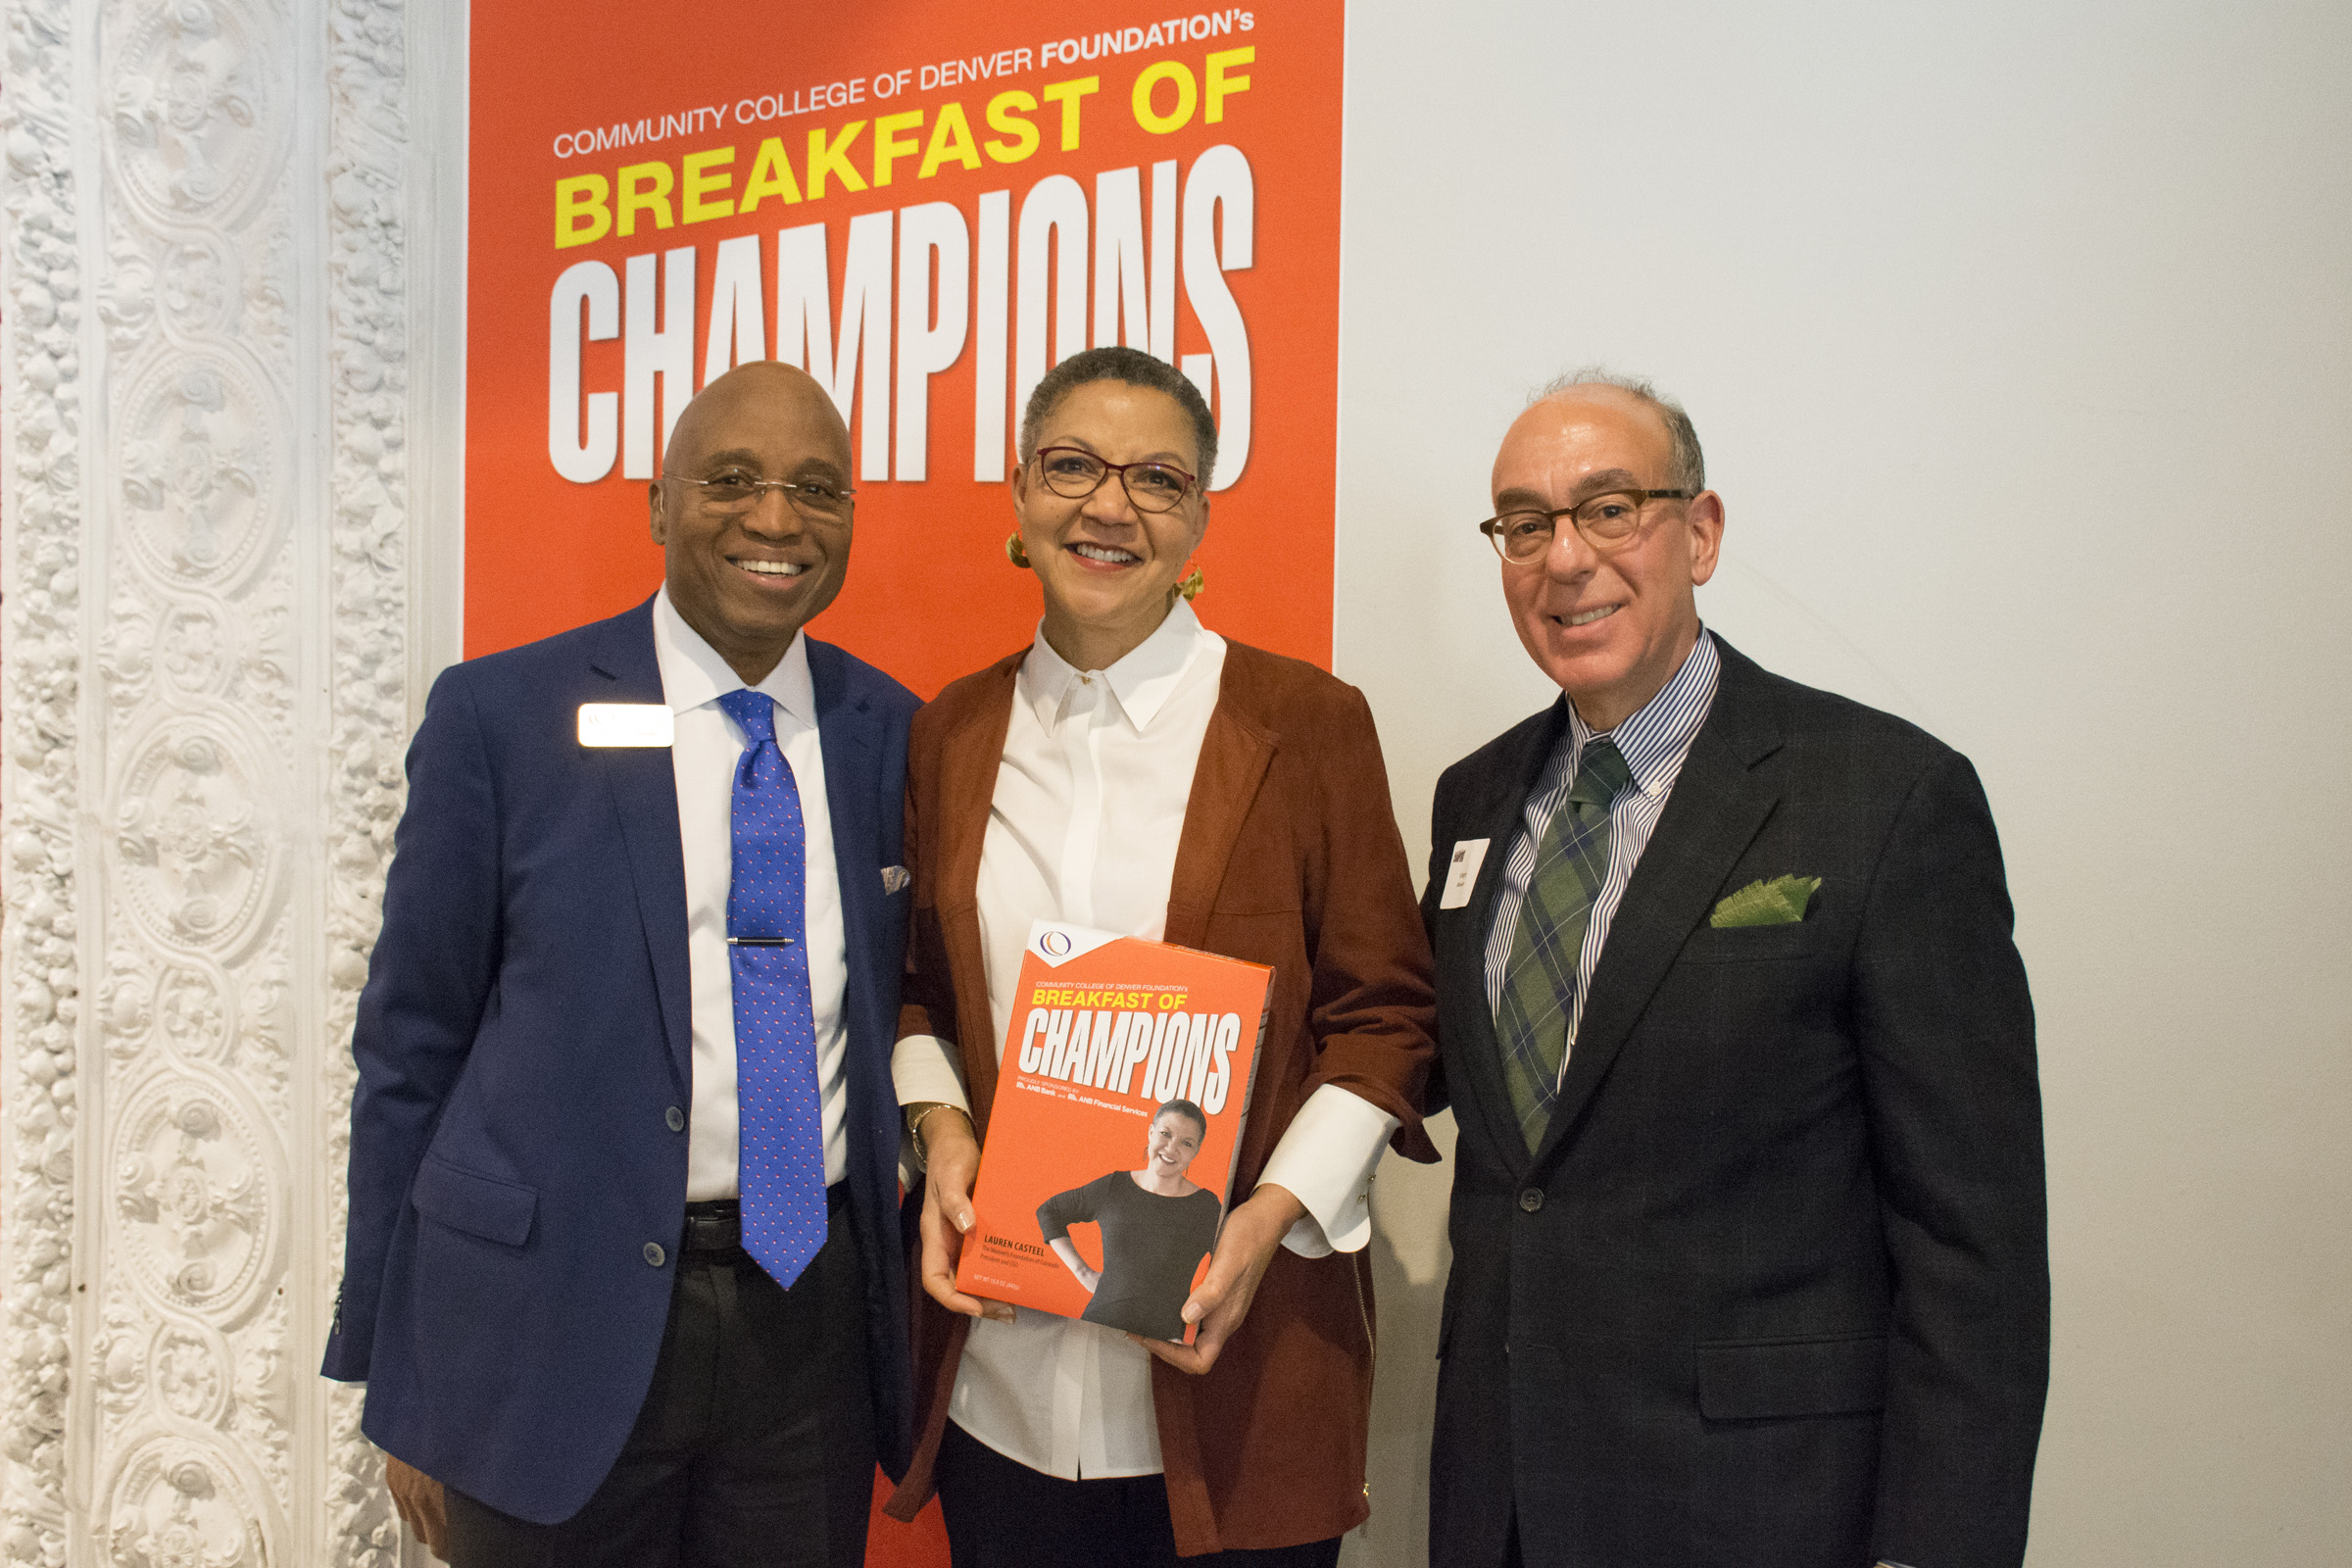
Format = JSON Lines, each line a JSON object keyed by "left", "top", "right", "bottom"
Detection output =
{"left": 893, "top": 1033, "right": 970, "bottom": 1111}
{"left": 893, "top": 1034, "right": 970, "bottom": 1185}
{"left": 1254, "top": 1084, "right": 1400, "bottom": 1258}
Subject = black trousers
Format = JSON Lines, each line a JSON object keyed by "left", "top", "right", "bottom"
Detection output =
{"left": 446, "top": 1191, "right": 873, "bottom": 1568}
{"left": 933, "top": 1419, "right": 1343, "bottom": 1568}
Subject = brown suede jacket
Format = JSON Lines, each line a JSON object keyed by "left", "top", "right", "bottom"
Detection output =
{"left": 885, "top": 638, "right": 1437, "bottom": 1554}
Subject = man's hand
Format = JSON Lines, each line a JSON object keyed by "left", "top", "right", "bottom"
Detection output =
{"left": 916, "top": 1108, "right": 1013, "bottom": 1323}
{"left": 1136, "top": 1183, "right": 1306, "bottom": 1376}
{"left": 384, "top": 1453, "right": 449, "bottom": 1561}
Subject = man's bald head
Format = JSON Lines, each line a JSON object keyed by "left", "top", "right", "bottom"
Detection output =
{"left": 649, "top": 360, "right": 858, "bottom": 686}
{"left": 663, "top": 361, "right": 850, "bottom": 477}
{"left": 1526, "top": 368, "right": 1705, "bottom": 495}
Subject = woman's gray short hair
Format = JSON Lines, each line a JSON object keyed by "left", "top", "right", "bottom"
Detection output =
{"left": 1020, "top": 346, "right": 1219, "bottom": 485}
{"left": 1532, "top": 367, "right": 1705, "bottom": 493}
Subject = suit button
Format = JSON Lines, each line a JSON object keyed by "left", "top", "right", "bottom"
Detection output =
{"left": 1518, "top": 1188, "right": 1544, "bottom": 1213}
{"left": 665, "top": 1105, "right": 685, "bottom": 1133}
{"left": 643, "top": 1242, "right": 666, "bottom": 1267}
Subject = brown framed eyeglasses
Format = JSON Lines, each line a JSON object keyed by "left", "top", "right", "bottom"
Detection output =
{"left": 1477, "top": 488, "right": 1696, "bottom": 564}
{"left": 1031, "top": 447, "right": 1200, "bottom": 513}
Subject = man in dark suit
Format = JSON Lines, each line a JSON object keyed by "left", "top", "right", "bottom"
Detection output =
{"left": 1423, "top": 372, "right": 2048, "bottom": 1568}
{"left": 323, "top": 362, "right": 919, "bottom": 1566}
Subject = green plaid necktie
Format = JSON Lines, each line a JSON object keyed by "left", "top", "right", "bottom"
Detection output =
{"left": 1495, "top": 738, "right": 1632, "bottom": 1152}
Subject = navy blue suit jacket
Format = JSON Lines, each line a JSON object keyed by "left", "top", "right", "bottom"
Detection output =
{"left": 322, "top": 598, "right": 919, "bottom": 1525}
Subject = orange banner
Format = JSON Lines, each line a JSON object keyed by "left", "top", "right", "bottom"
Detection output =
{"left": 467, "top": 2, "right": 1346, "bottom": 694}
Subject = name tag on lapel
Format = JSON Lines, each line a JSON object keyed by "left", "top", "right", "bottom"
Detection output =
{"left": 578, "top": 704, "right": 674, "bottom": 748}
{"left": 1438, "top": 838, "right": 1490, "bottom": 909}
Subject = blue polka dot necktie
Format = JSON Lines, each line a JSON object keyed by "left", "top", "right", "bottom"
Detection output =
{"left": 716, "top": 687, "right": 826, "bottom": 1288}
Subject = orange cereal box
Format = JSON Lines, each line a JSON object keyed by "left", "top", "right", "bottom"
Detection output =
{"left": 955, "top": 920, "right": 1272, "bottom": 1344}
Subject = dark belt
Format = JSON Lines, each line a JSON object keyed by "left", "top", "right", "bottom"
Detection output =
{"left": 680, "top": 1185, "right": 851, "bottom": 1254}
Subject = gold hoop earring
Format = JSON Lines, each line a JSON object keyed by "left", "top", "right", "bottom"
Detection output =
{"left": 1004, "top": 531, "right": 1031, "bottom": 568}
{"left": 1176, "top": 566, "right": 1204, "bottom": 601}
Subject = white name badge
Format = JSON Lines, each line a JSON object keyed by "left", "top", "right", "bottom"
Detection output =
{"left": 1438, "top": 838, "right": 1490, "bottom": 909}
{"left": 577, "top": 704, "right": 675, "bottom": 748}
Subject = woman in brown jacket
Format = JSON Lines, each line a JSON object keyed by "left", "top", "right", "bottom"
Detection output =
{"left": 885, "top": 345, "right": 1437, "bottom": 1566}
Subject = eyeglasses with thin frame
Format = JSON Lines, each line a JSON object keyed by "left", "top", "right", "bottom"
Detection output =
{"left": 1031, "top": 446, "right": 1199, "bottom": 514}
{"left": 1477, "top": 488, "right": 1696, "bottom": 564}
{"left": 665, "top": 471, "right": 856, "bottom": 524}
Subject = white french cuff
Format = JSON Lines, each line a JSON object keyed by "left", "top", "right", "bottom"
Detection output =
{"left": 1253, "top": 1084, "right": 1402, "bottom": 1258}
{"left": 892, "top": 1033, "right": 970, "bottom": 1182}
{"left": 892, "top": 1031, "right": 971, "bottom": 1111}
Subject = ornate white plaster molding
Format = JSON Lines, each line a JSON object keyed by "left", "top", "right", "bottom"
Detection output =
{"left": 1, "top": 0, "right": 416, "bottom": 1559}
{"left": 1, "top": 0, "right": 95, "bottom": 1556}
{"left": 323, "top": 0, "right": 411, "bottom": 1558}
{"left": 87, "top": 0, "right": 307, "bottom": 1544}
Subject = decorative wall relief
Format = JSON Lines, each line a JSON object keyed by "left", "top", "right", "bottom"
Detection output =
{"left": 2, "top": 0, "right": 416, "bottom": 1559}
{"left": 114, "top": 355, "right": 278, "bottom": 592}
{"left": 322, "top": 0, "right": 412, "bottom": 1557}
{"left": 112, "top": 715, "right": 278, "bottom": 956}
{"left": 99, "top": 1439, "right": 272, "bottom": 1568}
{"left": 111, "top": 1078, "right": 281, "bottom": 1322}
{"left": 86, "top": 0, "right": 304, "bottom": 1546}
{"left": 1, "top": 0, "right": 98, "bottom": 1557}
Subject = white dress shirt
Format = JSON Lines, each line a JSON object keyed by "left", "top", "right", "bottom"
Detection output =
{"left": 891, "top": 600, "right": 1398, "bottom": 1479}
{"left": 653, "top": 587, "right": 852, "bottom": 1198}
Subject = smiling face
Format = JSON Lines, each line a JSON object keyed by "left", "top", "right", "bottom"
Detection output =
{"left": 1144, "top": 1106, "right": 1205, "bottom": 1178}
{"left": 1491, "top": 387, "right": 1724, "bottom": 730}
{"left": 649, "top": 362, "right": 854, "bottom": 685}
{"left": 1013, "top": 379, "right": 1209, "bottom": 667}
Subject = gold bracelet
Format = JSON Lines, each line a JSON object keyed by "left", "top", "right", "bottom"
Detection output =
{"left": 905, "top": 1102, "right": 965, "bottom": 1165}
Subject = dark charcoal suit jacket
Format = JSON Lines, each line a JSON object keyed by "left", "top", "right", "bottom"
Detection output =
{"left": 322, "top": 597, "right": 920, "bottom": 1525}
{"left": 1424, "top": 637, "right": 2048, "bottom": 1568}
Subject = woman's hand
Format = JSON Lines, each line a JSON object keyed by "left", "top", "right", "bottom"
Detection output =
{"left": 916, "top": 1108, "right": 1014, "bottom": 1322}
{"left": 1136, "top": 1182, "right": 1306, "bottom": 1376}
{"left": 384, "top": 1453, "right": 450, "bottom": 1560}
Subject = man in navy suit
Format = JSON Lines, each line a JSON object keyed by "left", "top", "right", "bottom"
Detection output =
{"left": 1423, "top": 372, "right": 2047, "bottom": 1568}
{"left": 323, "top": 362, "right": 919, "bottom": 1567}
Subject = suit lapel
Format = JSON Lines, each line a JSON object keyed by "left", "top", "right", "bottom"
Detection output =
{"left": 809, "top": 640, "right": 877, "bottom": 1001}
{"left": 588, "top": 602, "right": 694, "bottom": 1094}
{"left": 1441, "top": 701, "right": 1569, "bottom": 1178}
{"left": 937, "top": 660, "right": 1019, "bottom": 1136}
{"left": 1533, "top": 648, "right": 1785, "bottom": 1168}
{"left": 1162, "top": 652, "right": 1276, "bottom": 953}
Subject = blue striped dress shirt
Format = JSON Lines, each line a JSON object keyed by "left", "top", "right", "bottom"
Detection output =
{"left": 1483, "top": 630, "right": 1723, "bottom": 1076}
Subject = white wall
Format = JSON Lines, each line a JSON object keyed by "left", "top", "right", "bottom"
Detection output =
{"left": 1332, "top": 3, "right": 2352, "bottom": 1564}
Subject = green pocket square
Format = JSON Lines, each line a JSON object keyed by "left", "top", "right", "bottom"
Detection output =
{"left": 1709, "top": 875, "right": 1822, "bottom": 928}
